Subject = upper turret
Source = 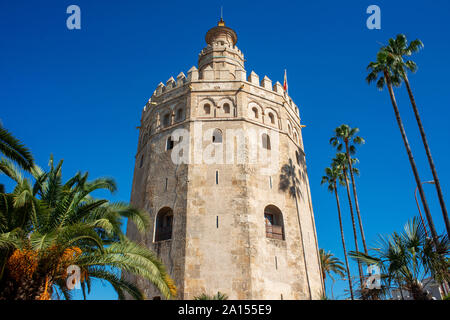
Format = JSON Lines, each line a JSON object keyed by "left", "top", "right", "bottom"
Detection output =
{"left": 204, "top": 18, "right": 237, "bottom": 46}
{"left": 198, "top": 19, "right": 245, "bottom": 80}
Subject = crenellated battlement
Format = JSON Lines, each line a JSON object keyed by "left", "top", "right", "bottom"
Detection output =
{"left": 145, "top": 67, "right": 299, "bottom": 118}
{"left": 198, "top": 43, "right": 244, "bottom": 60}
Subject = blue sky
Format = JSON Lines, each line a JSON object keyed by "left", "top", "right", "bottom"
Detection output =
{"left": 1, "top": 0, "right": 449, "bottom": 299}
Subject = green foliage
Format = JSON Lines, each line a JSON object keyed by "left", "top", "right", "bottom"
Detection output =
{"left": 320, "top": 249, "right": 345, "bottom": 282}
{"left": 349, "top": 218, "right": 449, "bottom": 300}
{"left": 366, "top": 34, "right": 423, "bottom": 90}
{"left": 330, "top": 124, "right": 365, "bottom": 155}
{"left": 320, "top": 164, "right": 345, "bottom": 193}
{"left": 0, "top": 125, "right": 34, "bottom": 172}
{"left": 331, "top": 153, "right": 359, "bottom": 177}
{"left": 382, "top": 34, "right": 423, "bottom": 79}
{"left": 194, "top": 291, "right": 228, "bottom": 300}
{"left": 0, "top": 155, "right": 176, "bottom": 300}
{"left": 366, "top": 48, "right": 402, "bottom": 90}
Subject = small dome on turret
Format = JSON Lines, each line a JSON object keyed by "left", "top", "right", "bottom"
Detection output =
{"left": 205, "top": 18, "right": 238, "bottom": 46}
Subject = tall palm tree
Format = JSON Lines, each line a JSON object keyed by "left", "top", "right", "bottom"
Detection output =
{"left": 330, "top": 124, "right": 368, "bottom": 254}
{"left": 0, "top": 125, "right": 33, "bottom": 171}
{"left": 332, "top": 153, "right": 364, "bottom": 289}
{"left": 279, "top": 158, "right": 312, "bottom": 299}
{"left": 366, "top": 49, "right": 440, "bottom": 248}
{"left": 382, "top": 34, "right": 449, "bottom": 238}
{"left": 319, "top": 249, "right": 345, "bottom": 299}
{"left": 321, "top": 164, "right": 354, "bottom": 300}
{"left": 0, "top": 156, "right": 176, "bottom": 300}
{"left": 350, "top": 217, "right": 449, "bottom": 300}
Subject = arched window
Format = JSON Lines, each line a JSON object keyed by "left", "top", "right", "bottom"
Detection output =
{"left": 223, "top": 103, "right": 230, "bottom": 114}
{"left": 252, "top": 107, "right": 259, "bottom": 119}
{"left": 295, "top": 150, "right": 301, "bottom": 165}
{"left": 162, "top": 113, "right": 171, "bottom": 127}
{"left": 212, "top": 129, "right": 222, "bottom": 143}
{"left": 262, "top": 133, "right": 271, "bottom": 150}
{"left": 264, "top": 205, "right": 284, "bottom": 240}
{"left": 293, "top": 132, "right": 298, "bottom": 144}
{"left": 268, "top": 113, "right": 275, "bottom": 124}
{"left": 166, "top": 136, "right": 174, "bottom": 150}
{"left": 204, "top": 104, "right": 211, "bottom": 115}
{"left": 155, "top": 207, "right": 173, "bottom": 242}
{"left": 288, "top": 123, "right": 292, "bottom": 136}
{"left": 175, "top": 108, "right": 184, "bottom": 121}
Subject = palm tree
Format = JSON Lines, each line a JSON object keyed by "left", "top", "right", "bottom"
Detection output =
{"left": 332, "top": 153, "right": 364, "bottom": 289}
{"left": 194, "top": 291, "right": 228, "bottom": 300}
{"left": 0, "top": 156, "right": 176, "bottom": 300}
{"left": 382, "top": 34, "right": 449, "bottom": 238}
{"left": 350, "top": 217, "right": 449, "bottom": 300}
{"left": 366, "top": 49, "right": 440, "bottom": 248}
{"left": 0, "top": 125, "right": 33, "bottom": 172}
{"left": 321, "top": 164, "right": 354, "bottom": 300}
{"left": 319, "top": 249, "right": 345, "bottom": 299}
{"left": 279, "top": 158, "right": 312, "bottom": 299}
{"left": 330, "top": 125, "right": 368, "bottom": 254}
{"left": 0, "top": 125, "right": 34, "bottom": 195}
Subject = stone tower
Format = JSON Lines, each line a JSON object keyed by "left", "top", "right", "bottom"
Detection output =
{"left": 125, "top": 19, "right": 324, "bottom": 300}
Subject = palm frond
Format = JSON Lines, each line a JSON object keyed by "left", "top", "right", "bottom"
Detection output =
{"left": 0, "top": 126, "right": 34, "bottom": 171}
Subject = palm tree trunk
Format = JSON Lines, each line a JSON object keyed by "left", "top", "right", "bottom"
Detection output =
{"left": 403, "top": 74, "right": 450, "bottom": 238}
{"left": 343, "top": 169, "right": 364, "bottom": 291}
{"left": 331, "top": 280, "right": 335, "bottom": 300}
{"left": 292, "top": 168, "right": 312, "bottom": 300}
{"left": 345, "top": 142, "right": 368, "bottom": 254}
{"left": 384, "top": 71, "right": 439, "bottom": 247}
{"left": 397, "top": 279, "right": 405, "bottom": 300}
{"left": 334, "top": 184, "right": 354, "bottom": 300}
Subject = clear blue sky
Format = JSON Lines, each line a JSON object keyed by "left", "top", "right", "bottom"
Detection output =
{"left": 1, "top": 0, "right": 449, "bottom": 299}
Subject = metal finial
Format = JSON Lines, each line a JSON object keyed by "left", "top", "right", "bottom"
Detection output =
{"left": 218, "top": 6, "right": 225, "bottom": 26}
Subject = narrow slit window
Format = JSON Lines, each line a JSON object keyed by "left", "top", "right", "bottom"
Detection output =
{"left": 166, "top": 136, "right": 174, "bottom": 150}
{"left": 215, "top": 170, "right": 219, "bottom": 185}
{"left": 139, "top": 155, "right": 144, "bottom": 168}
{"left": 262, "top": 133, "right": 271, "bottom": 150}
